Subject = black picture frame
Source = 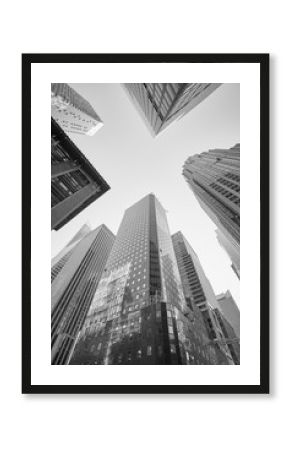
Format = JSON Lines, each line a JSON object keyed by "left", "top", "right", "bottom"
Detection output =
{"left": 22, "top": 53, "right": 269, "bottom": 394}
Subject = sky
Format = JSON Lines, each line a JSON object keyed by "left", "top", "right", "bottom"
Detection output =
{"left": 51, "top": 83, "right": 240, "bottom": 305}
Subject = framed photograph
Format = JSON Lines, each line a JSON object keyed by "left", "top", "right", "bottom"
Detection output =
{"left": 22, "top": 53, "right": 269, "bottom": 394}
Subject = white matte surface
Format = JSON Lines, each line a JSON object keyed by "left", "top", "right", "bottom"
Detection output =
{"left": 31, "top": 61, "right": 260, "bottom": 386}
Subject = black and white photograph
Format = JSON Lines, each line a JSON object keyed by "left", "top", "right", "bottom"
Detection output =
{"left": 22, "top": 54, "right": 269, "bottom": 393}
{"left": 5, "top": 1, "right": 290, "bottom": 448}
{"left": 51, "top": 82, "right": 240, "bottom": 367}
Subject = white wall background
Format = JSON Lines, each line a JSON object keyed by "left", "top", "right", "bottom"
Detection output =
{"left": 1, "top": 1, "right": 284, "bottom": 450}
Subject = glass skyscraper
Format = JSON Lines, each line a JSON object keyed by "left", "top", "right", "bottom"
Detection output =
{"left": 123, "top": 83, "right": 221, "bottom": 136}
{"left": 183, "top": 143, "right": 240, "bottom": 276}
{"left": 70, "top": 194, "right": 219, "bottom": 365}
{"left": 51, "top": 224, "right": 115, "bottom": 365}
{"left": 51, "top": 118, "right": 110, "bottom": 230}
{"left": 51, "top": 83, "right": 103, "bottom": 136}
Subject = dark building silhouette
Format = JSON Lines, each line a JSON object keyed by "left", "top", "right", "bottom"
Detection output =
{"left": 51, "top": 224, "right": 115, "bottom": 364}
{"left": 183, "top": 143, "right": 240, "bottom": 276}
{"left": 172, "top": 231, "right": 234, "bottom": 364}
{"left": 123, "top": 83, "right": 221, "bottom": 136}
{"left": 70, "top": 194, "right": 220, "bottom": 365}
{"left": 51, "top": 118, "right": 110, "bottom": 230}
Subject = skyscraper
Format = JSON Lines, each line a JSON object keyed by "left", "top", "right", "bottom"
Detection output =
{"left": 51, "top": 224, "right": 115, "bottom": 365}
{"left": 172, "top": 231, "right": 234, "bottom": 364}
{"left": 183, "top": 143, "right": 240, "bottom": 270}
{"left": 51, "top": 224, "right": 92, "bottom": 283}
{"left": 216, "top": 228, "right": 240, "bottom": 278}
{"left": 212, "top": 307, "right": 240, "bottom": 365}
{"left": 51, "top": 118, "right": 110, "bottom": 230}
{"left": 70, "top": 194, "right": 219, "bottom": 365}
{"left": 216, "top": 290, "right": 240, "bottom": 339}
{"left": 51, "top": 83, "right": 103, "bottom": 136}
{"left": 123, "top": 83, "right": 221, "bottom": 136}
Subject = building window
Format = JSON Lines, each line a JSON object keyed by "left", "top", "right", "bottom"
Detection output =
{"left": 147, "top": 328, "right": 152, "bottom": 338}
{"left": 147, "top": 345, "right": 152, "bottom": 356}
{"left": 170, "top": 344, "right": 176, "bottom": 354}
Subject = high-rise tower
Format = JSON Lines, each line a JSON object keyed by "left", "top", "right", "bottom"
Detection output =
{"left": 216, "top": 290, "right": 240, "bottom": 339}
{"left": 123, "top": 83, "right": 221, "bottom": 136}
{"left": 216, "top": 228, "right": 240, "bottom": 278}
{"left": 70, "top": 194, "right": 219, "bottom": 365}
{"left": 212, "top": 307, "right": 240, "bottom": 365}
{"left": 172, "top": 231, "right": 234, "bottom": 364}
{"left": 51, "top": 83, "right": 103, "bottom": 136}
{"left": 183, "top": 143, "right": 240, "bottom": 274}
{"left": 51, "top": 118, "right": 110, "bottom": 230}
{"left": 51, "top": 224, "right": 92, "bottom": 283}
{"left": 51, "top": 224, "right": 115, "bottom": 364}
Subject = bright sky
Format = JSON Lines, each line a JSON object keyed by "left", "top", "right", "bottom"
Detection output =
{"left": 51, "top": 83, "right": 240, "bottom": 305}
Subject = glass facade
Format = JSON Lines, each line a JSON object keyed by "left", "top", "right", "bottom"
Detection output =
{"left": 51, "top": 225, "right": 115, "bottom": 365}
{"left": 124, "top": 83, "right": 221, "bottom": 136}
{"left": 70, "top": 194, "right": 220, "bottom": 365}
{"left": 51, "top": 248, "right": 74, "bottom": 283}
{"left": 143, "top": 83, "right": 184, "bottom": 120}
